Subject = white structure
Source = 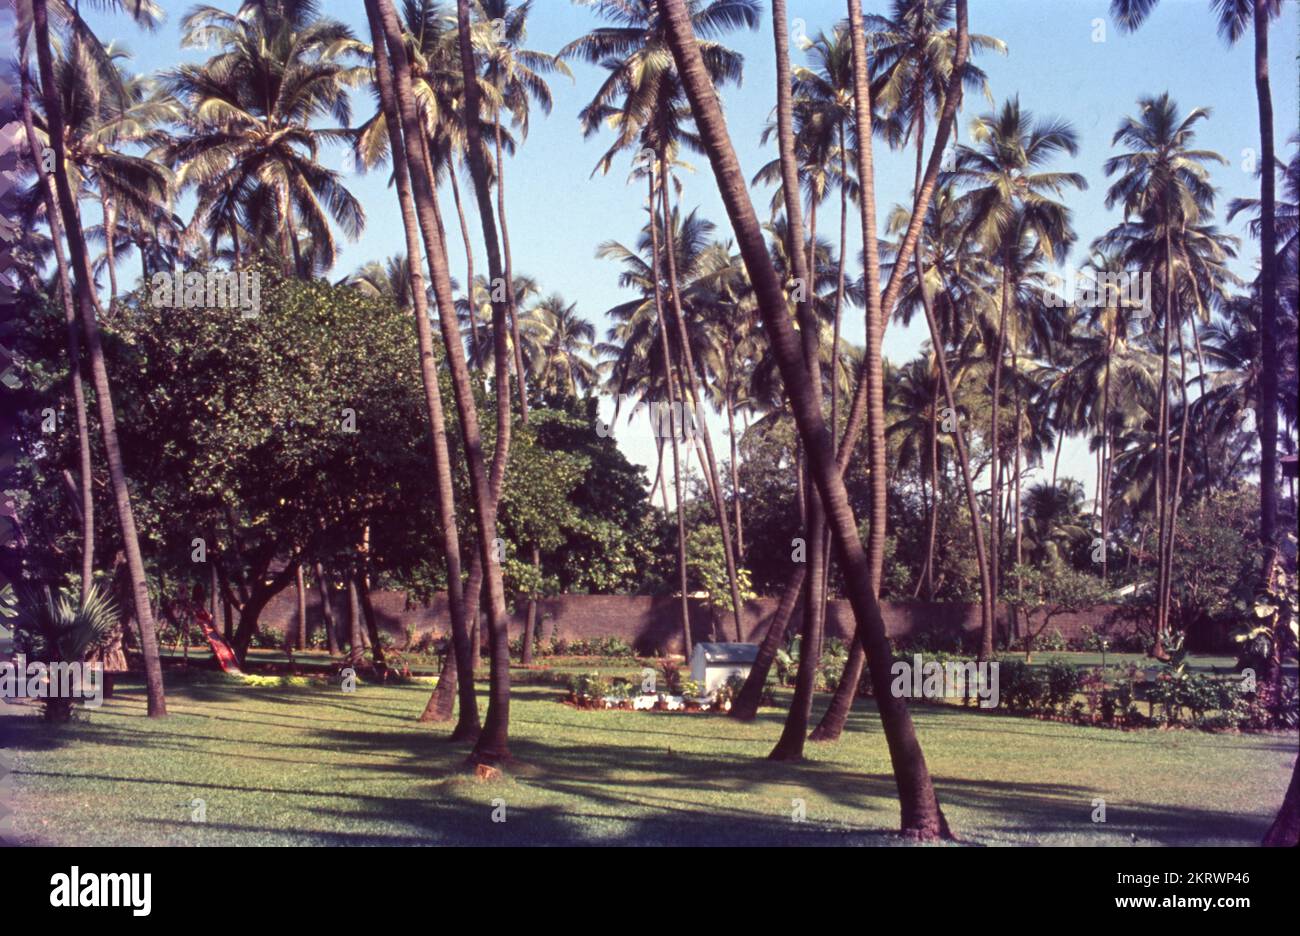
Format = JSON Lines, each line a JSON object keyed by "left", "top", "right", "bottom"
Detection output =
{"left": 689, "top": 642, "right": 759, "bottom": 695}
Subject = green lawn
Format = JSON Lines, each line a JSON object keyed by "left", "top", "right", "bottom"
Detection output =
{"left": 4, "top": 669, "right": 1295, "bottom": 846}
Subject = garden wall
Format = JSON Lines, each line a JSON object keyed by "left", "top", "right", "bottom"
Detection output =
{"left": 257, "top": 587, "right": 1128, "bottom": 655}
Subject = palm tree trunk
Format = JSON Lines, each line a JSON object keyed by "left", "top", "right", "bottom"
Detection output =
{"left": 19, "top": 46, "right": 94, "bottom": 603}
{"left": 742, "top": 0, "right": 974, "bottom": 739}
{"left": 494, "top": 121, "right": 529, "bottom": 421}
{"left": 1153, "top": 225, "right": 1174, "bottom": 655}
{"left": 725, "top": 346, "right": 744, "bottom": 557}
{"left": 1252, "top": 0, "right": 1282, "bottom": 691}
{"left": 100, "top": 190, "right": 118, "bottom": 306}
{"left": 32, "top": 0, "right": 166, "bottom": 716}
{"left": 447, "top": 167, "right": 481, "bottom": 355}
{"left": 1264, "top": 756, "right": 1300, "bottom": 846}
{"left": 648, "top": 171, "right": 693, "bottom": 661}
{"left": 924, "top": 384, "right": 941, "bottom": 599}
{"left": 364, "top": 0, "right": 479, "bottom": 736}
{"left": 767, "top": 0, "right": 825, "bottom": 762}
{"left": 1099, "top": 324, "right": 1114, "bottom": 584}
{"left": 659, "top": 0, "right": 951, "bottom": 837}
{"left": 1161, "top": 317, "right": 1192, "bottom": 634}
{"left": 374, "top": 0, "right": 510, "bottom": 763}
{"left": 659, "top": 155, "right": 746, "bottom": 641}
{"left": 987, "top": 257, "right": 1009, "bottom": 659}
{"left": 1253, "top": 0, "right": 1281, "bottom": 540}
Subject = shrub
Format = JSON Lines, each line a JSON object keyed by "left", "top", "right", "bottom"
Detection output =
{"left": 1043, "top": 659, "right": 1082, "bottom": 714}
{"left": 566, "top": 672, "right": 610, "bottom": 706}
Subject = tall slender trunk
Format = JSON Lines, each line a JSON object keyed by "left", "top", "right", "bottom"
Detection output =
{"left": 32, "top": 0, "right": 165, "bottom": 715}
{"left": 725, "top": 344, "right": 744, "bottom": 557}
{"left": 1099, "top": 321, "right": 1115, "bottom": 584}
{"left": 987, "top": 257, "right": 1009, "bottom": 659}
{"left": 659, "top": 156, "right": 746, "bottom": 641}
{"left": 1161, "top": 316, "right": 1192, "bottom": 634}
{"left": 1253, "top": 0, "right": 1280, "bottom": 563}
{"left": 660, "top": 0, "right": 951, "bottom": 838}
{"left": 924, "top": 381, "right": 941, "bottom": 600}
{"left": 1252, "top": 1, "right": 1283, "bottom": 721}
{"left": 373, "top": 0, "right": 511, "bottom": 762}
{"left": 1153, "top": 225, "right": 1174, "bottom": 655}
{"left": 100, "top": 190, "right": 118, "bottom": 306}
{"left": 19, "top": 46, "right": 94, "bottom": 602}
{"left": 648, "top": 171, "right": 693, "bottom": 660}
{"left": 447, "top": 167, "right": 482, "bottom": 356}
{"left": 364, "top": 0, "right": 479, "bottom": 736}
{"left": 734, "top": 0, "right": 972, "bottom": 733}
{"left": 767, "top": 0, "right": 825, "bottom": 763}
{"left": 494, "top": 121, "right": 529, "bottom": 421}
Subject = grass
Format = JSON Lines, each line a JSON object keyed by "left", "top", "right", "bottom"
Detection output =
{"left": 4, "top": 665, "right": 1295, "bottom": 847}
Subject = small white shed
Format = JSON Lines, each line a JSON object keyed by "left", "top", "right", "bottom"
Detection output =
{"left": 689, "top": 642, "right": 759, "bottom": 695}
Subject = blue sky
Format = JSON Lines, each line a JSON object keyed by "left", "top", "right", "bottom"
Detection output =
{"left": 61, "top": 0, "right": 1300, "bottom": 498}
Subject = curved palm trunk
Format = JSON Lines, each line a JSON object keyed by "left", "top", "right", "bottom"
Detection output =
{"left": 737, "top": 0, "right": 972, "bottom": 734}
{"left": 373, "top": 0, "right": 509, "bottom": 763}
{"left": 649, "top": 171, "right": 693, "bottom": 660}
{"left": 32, "top": 0, "right": 165, "bottom": 716}
{"left": 659, "top": 155, "right": 746, "bottom": 641}
{"left": 364, "top": 0, "right": 480, "bottom": 737}
{"left": 659, "top": 0, "right": 950, "bottom": 837}
{"left": 19, "top": 47, "right": 94, "bottom": 602}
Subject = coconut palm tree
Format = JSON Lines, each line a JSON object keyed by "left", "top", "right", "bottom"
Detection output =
{"left": 28, "top": 0, "right": 168, "bottom": 716}
{"left": 478, "top": 0, "right": 571, "bottom": 419}
{"left": 1102, "top": 92, "right": 1226, "bottom": 650}
{"left": 563, "top": 2, "right": 759, "bottom": 642}
{"left": 28, "top": 43, "right": 178, "bottom": 307}
{"left": 658, "top": 0, "right": 951, "bottom": 838}
{"left": 369, "top": 0, "right": 514, "bottom": 761}
{"left": 530, "top": 294, "right": 597, "bottom": 397}
{"left": 163, "top": 0, "right": 368, "bottom": 274}
{"left": 1109, "top": 3, "right": 1286, "bottom": 690}
{"left": 945, "top": 95, "right": 1085, "bottom": 656}
{"left": 15, "top": 24, "right": 96, "bottom": 602}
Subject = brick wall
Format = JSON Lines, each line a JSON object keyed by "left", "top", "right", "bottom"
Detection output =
{"left": 258, "top": 586, "right": 1127, "bottom": 654}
